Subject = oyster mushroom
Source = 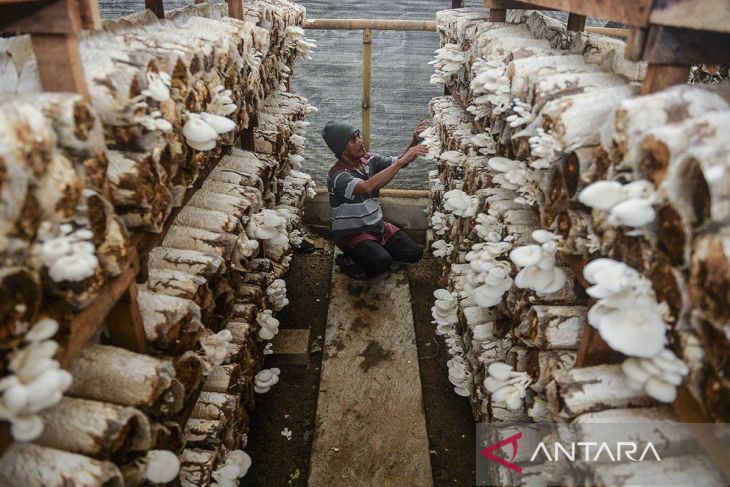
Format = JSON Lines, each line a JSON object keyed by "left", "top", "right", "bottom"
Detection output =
{"left": 144, "top": 450, "right": 181, "bottom": 484}
{"left": 254, "top": 368, "right": 281, "bottom": 393}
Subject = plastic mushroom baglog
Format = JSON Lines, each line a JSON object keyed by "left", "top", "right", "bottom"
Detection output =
{"left": 622, "top": 350, "right": 689, "bottom": 403}
{"left": 483, "top": 362, "right": 532, "bottom": 411}
{"left": 254, "top": 368, "right": 281, "bottom": 394}
{"left": 583, "top": 258, "right": 668, "bottom": 358}
{"left": 0, "top": 318, "right": 72, "bottom": 441}
{"left": 510, "top": 230, "right": 567, "bottom": 295}
{"left": 144, "top": 450, "right": 181, "bottom": 484}
{"left": 211, "top": 450, "right": 252, "bottom": 487}
{"left": 266, "top": 279, "right": 289, "bottom": 312}
{"left": 578, "top": 180, "right": 658, "bottom": 227}
{"left": 256, "top": 310, "right": 280, "bottom": 340}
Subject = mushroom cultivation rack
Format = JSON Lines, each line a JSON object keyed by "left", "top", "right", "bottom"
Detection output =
{"left": 430, "top": 0, "right": 730, "bottom": 484}
{"left": 0, "top": 0, "right": 302, "bottom": 466}
{"left": 485, "top": 0, "right": 730, "bottom": 472}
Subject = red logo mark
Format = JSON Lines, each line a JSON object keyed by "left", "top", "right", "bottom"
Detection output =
{"left": 481, "top": 432, "right": 523, "bottom": 473}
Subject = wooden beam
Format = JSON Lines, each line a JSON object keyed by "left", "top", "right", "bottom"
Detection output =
{"left": 643, "top": 25, "right": 730, "bottom": 66}
{"left": 226, "top": 0, "right": 243, "bottom": 20}
{"left": 305, "top": 19, "right": 437, "bottom": 31}
{"left": 625, "top": 26, "right": 648, "bottom": 61}
{"left": 105, "top": 279, "right": 148, "bottom": 354}
{"left": 71, "top": 0, "right": 101, "bottom": 30}
{"left": 57, "top": 248, "right": 140, "bottom": 368}
{"left": 651, "top": 0, "right": 730, "bottom": 34}
{"left": 487, "top": 0, "right": 654, "bottom": 26}
{"left": 641, "top": 64, "right": 689, "bottom": 95}
{"left": 482, "top": 0, "right": 550, "bottom": 8}
{"left": 489, "top": 8, "right": 507, "bottom": 22}
{"left": 145, "top": 0, "right": 165, "bottom": 18}
{"left": 0, "top": 0, "right": 82, "bottom": 34}
{"left": 566, "top": 13, "right": 586, "bottom": 32}
{"left": 31, "top": 33, "right": 90, "bottom": 102}
{"left": 451, "top": 0, "right": 463, "bottom": 7}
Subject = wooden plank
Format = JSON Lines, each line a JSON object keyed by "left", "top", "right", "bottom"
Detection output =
{"left": 0, "top": 0, "right": 81, "bottom": 34}
{"left": 226, "top": 0, "right": 243, "bottom": 19}
{"left": 643, "top": 25, "right": 730, "bottom": 65}
{"left": 57, "top": 247, "right": 140, "bottom": 368}
{"left": 625, "top": 26, "right": 648, "bottom": 61}
{"left": 641, "top": 63, "right": 689, "bottom": 95}
{"left": 268, "top": 328, "right": 311, "bottom": 366}
{"left": 71, "top": 0, "right": 101, "bottom": 30}
{"left": 145, "top": 0, "right": 165, "bottom": 19}
{"left": 566, "top": 13, "right": 586, "bottom": 32}
{"left": 105, "top": 279, "right": 148, "bottom": 354}
{"left": 493, "top": 0, "right": 654, "bottom": 26}
{"left": 31, "top": 34, "right": 90, "bottom": 101}
{"left": 651, "top": 0, "right": 730, "bottom": 34}
{"left": 308, "top": 266, "right": 433, "bottom": 486}
{"left": 482, "top": 0, "right": 550, "bottom": 9}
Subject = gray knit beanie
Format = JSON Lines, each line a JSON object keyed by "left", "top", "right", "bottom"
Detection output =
{"left": 321, "top": 120, "right": 358, "bottom": 158}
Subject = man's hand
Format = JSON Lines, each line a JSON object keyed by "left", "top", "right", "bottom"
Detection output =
{"left": 397, "top": 144, "right": 429, "bottom": 167}
{"left": 410, "top": 120, "right": 428, "bottom": 147}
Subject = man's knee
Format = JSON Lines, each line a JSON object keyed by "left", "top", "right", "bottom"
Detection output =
{"left": 398, "top": 242, "right": 423, "bottom": 263}
{"left": 364, "top": 251, "right": 393, "bottom": 276}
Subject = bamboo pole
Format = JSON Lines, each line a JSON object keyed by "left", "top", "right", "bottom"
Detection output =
{"left": 305, "top": 19, "right": 437, "bottom": 31}
{"left": 362, "top": 28, "right": 372, "bottom": 151}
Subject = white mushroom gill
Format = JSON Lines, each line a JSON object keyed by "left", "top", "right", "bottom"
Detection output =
{"left": 622, "top": 349, "right": 689, "bottom": 403}
{"left": 447, "top": 356, "right": 473, "bottom": 397}
{"left": 443, "top": 189, "right": 477, "bottom": 218}
{"left": 483, "top": 362, "right": 531, "bottom": 411}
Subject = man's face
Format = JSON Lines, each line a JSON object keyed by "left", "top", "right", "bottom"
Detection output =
{"left": 342, "top": 130, "right": 366, "bottom": 159}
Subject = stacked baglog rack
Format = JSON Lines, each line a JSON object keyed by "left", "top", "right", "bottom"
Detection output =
{"left": 0, "top": 0, "right": 317, "bottom": 485}
{"left": 426, "top": 1, "right": 729, "bottom": 485}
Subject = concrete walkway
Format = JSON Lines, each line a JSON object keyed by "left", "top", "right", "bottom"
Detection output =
{"left": 307, "top": 263, "right": 434, "bottom": 487}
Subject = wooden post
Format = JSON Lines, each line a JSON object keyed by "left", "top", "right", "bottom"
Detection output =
{"left": 641, "top": 64, "right": 689, "bottom": 94}
{"left": 30, "top": 33, "right": 90, "bottom": 102}
{"left": 489, "top": 9, "right": 507, "bottom": 22}
{"left": 226, "top": 0, "right": 243, "bottom": 20}
{"left": 451, "top": 0, "right": 463, "bottom": 7}
{"left": 567, "top": 13, "right": 586, "bottom": 31}
{"left": 106, "top": 280, "right": 148, "bottom": 354}
{"left": 362, "top": 28, "right": 372, "bottom": 151}
{"left": 145, "top": 0, "right": 165, "bottom": 18}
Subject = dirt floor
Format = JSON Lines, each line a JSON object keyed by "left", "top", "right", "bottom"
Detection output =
{"left": 242, "top": 235, "right": 475, "bottom": 486}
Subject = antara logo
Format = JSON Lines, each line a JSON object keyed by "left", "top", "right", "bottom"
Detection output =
{"left": 481, "top": 432, "right": 662, "bottom": 473}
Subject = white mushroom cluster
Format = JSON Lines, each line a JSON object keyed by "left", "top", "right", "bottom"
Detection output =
{"left": 527, "top": 127, "right": 561, "bottom": 169}
{"left": 473, "top": 211, "right": 502, "bottom": 242}
{"left": 443, "top": 189, "right": 477, "bottom": 218}
{"left": 144, "top": 449, "right": 181, "bottom": 484}
{"left": 488, "top": 157, "right": 539, "bottom": 206}
{"left": 182, "top": 112, "right": 236, "bottom": 152}
{"left": 429, "top": 43, "right": 466, "bottom": 85}
{"left": 483, "top": 362, "right": 531, "bottom": 411}
{"left": 206, "top": 86, "right": 237, "bottom": 116}
{"left": 622, "top": 350, "right": 689, "bottom": 403}
{"left": 419, "top": 126, "right": 440, "bottom": 160}
{"left": 432, "top": 289, "right": 459, "bottom": 336}
{"left": 578, "top": 180, "right": 657, "bottom": 227}
{"left": 254, "top": 368, "right": 281, "bottom": 393}
{"left": 505, "top": 99, "right": 534, "bottom": 129}
{"left": 211, "top": 450, "right": 252, "bottom": 486}
{"left": 266, "top": 279, "right": 289, "bottom": 312}
{"left": 430, "top": 212, "right": 449, "bottom": 236}
{"left": 37, "top": 224, "right": 99, "bottom": 283}
{"left": 469, "top": 57, "right": 510, "bottom": 117}
{"left": 285, "top": 25, "right": 317, "bottom": 61}
{"left": 470, "top": 132, "right": 497, "bottom": 156}
{"left": 438, "top": 150, "right": 466, "bottom": 168}
{"left": 463, "top": 240, "right": 513, "bottom": 308}
{"left": 431, "top": 239, "right": 454, "bottom": 259}
{"left": 288, "top": 229, "right": 304, "bottom": 247}
{"left": 256, "top": 310, "right": 280, "bottom": 341}
{"left": 583, "top": 258, "right": 668, "bottom": 357}
{"left": 0, "top": 318, "right": 72, "bottom": 441}
{"left": 142, "top": 71, "right": 171, "bottom": 102}
{"left": 510, "top": 230, "right": 567, "bottom": 295}
{"left": 246, "top": 209, "right": 290, "bottom": 261}
{"left": 200, "top": 329, "right": 233, "bottom": 369}
{"left": 447, "top": 356, "right": 472, "bottom": 397}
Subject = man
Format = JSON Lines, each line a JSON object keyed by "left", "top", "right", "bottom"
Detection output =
{"left": 322, "top": 120, "right": 429, "bottom": 279}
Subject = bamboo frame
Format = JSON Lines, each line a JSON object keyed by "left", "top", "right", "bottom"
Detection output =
{"left": 305, "top": 19, "right": 437, "bottom": 31}
{"left": 362, "top": 28, "right": 372, "bottom": 151}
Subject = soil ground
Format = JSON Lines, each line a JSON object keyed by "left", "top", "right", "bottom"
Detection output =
{"left": 242, "top": 234, "right": 475, "bottom": 486}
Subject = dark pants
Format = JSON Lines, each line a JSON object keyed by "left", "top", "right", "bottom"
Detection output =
{"left": 345, "top": 231, "right": 423, "bottom": 278}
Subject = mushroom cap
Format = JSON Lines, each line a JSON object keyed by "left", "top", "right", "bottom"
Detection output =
{"left": 621, "top": 358, "right": 651, "bottom": 386}
{"left": 509, "top": 245, "right": 543, "bottom": 268}
{"left": 539, "top": 268, "right": 567, "bottom": 294}
{"left": 48, "top": 253, "right": 98, "bottom": 282}
{"left": 578, "top": 180, "right": 627, "bottom": 211}
{"left": 186, "top": 138, "right": 217, "bottom": 152}
{"left": 607, "top": 198, "right": 656, "bottom": 227}
{"left": 487, "top": 362, "right": 513, "bottom": 382}
{"left": 484, "top": 376, "right": 508, "bottom": 393}
{"left": 199, "top": 112, "right": 237, "bottom": 134}
{"left": 596, "top": 307, "right": 667, "bottom": 358}
{"left": 644, "top": 377, "right": 676, "bottom": 403}
{"left": 26, "top": 318, "right": 58, "bottom": 342}
{"left": 145, "top": 450, "right": 181, "bottom": 484}
{"left": 514, "top": 266, "right": 555, "bottom": 291}
{"left": 40, "top": 238, "right": 72, "bottom": 267}
{"left": 183, "top": 116, "right": 218, "bottom": 143}
{"left": 583, "top": 258, "right": 622, "bottom": 284}
{"left": 488, "top": 157, "right": 520, "bottom": 173}
{"left": 10, "top": 415, "right": 43, "bottom": 441}
{"left": 531, "top": 229, "right": 559, "bottom": 244}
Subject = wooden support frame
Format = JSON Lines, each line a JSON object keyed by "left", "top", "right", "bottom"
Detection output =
{"left": 145, "top": 0, "right": 165, "bottom": 18}
{"left": 361, "top": 28, "right": 372, "bottom": 151}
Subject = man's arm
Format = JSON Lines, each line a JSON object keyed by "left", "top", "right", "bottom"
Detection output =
{"left": 353, "top": 144, "right": 428, "bottom": 195}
